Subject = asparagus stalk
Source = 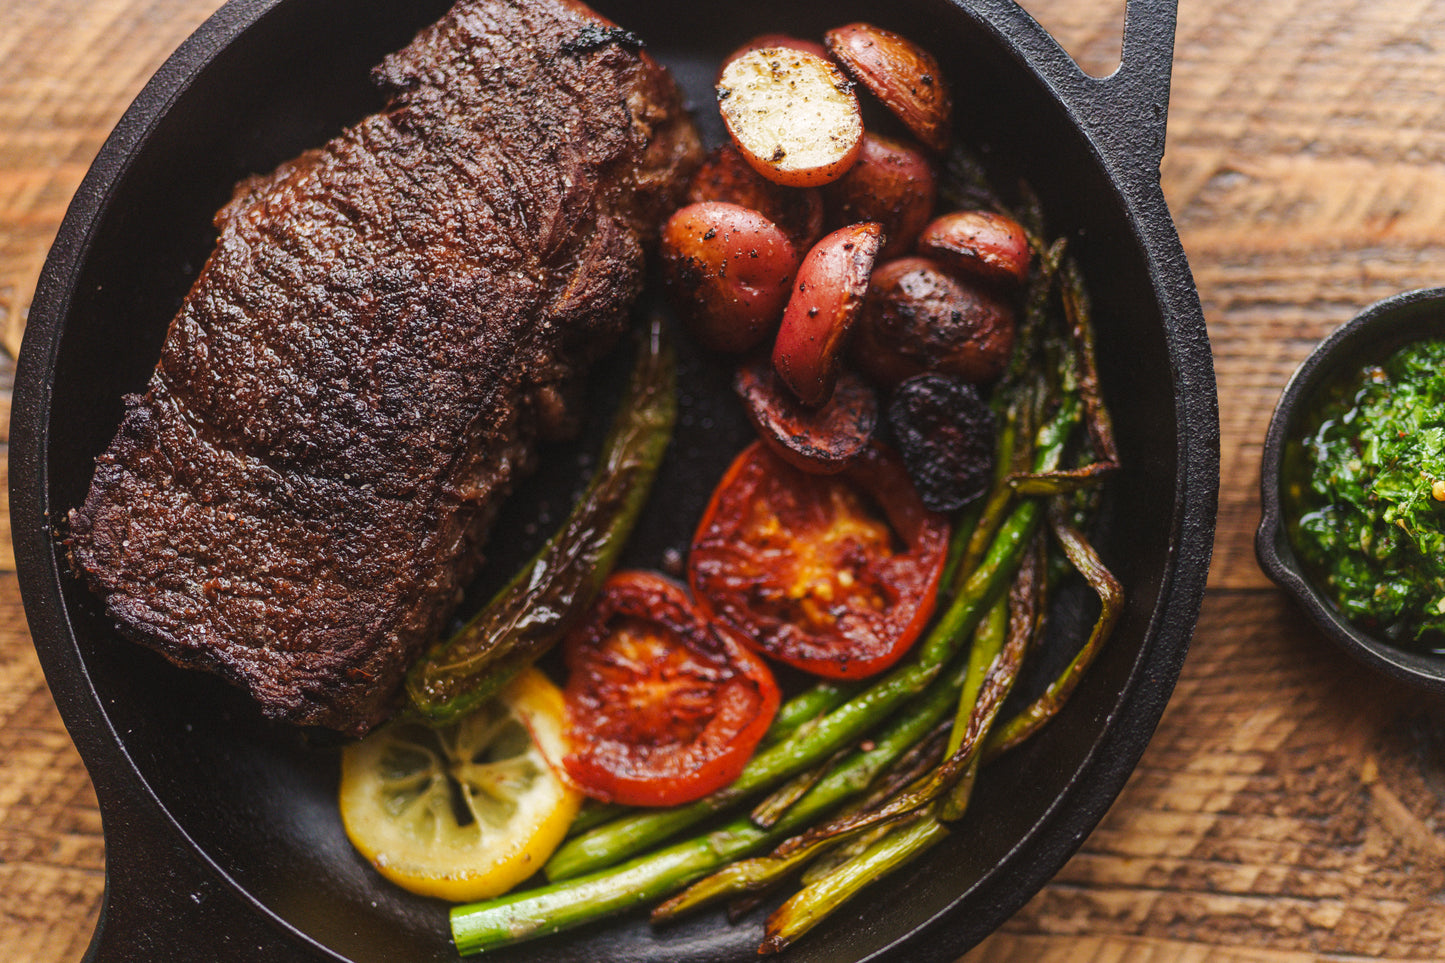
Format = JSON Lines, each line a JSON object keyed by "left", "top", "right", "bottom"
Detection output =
{"left": 452, "top": 649, "right": 973, "bottom": 954}
{"left": 942, "top": 535, "right": 1047, "bottom": 820}
{"left": 943, "top": 401, "right": 1023, "bottom": 597}
{"left": 749, "top": 748, "right": 849, "bottom": 829}
{"left": 984, "top": 503, "right": 1124, "bottom": 757}
{"left": 947, "top": 596, "right": 1007, "bottom": 757}
{"left": 760, "top": 813, "right": 950, "bottom": 953}
{"left": 763, "top": 679, "right": 865, "bottom": 746}
{"left": 654, "top": 722, "right": 952, "bottom": 924}
{"left": 565, "top": 799, "right": 630, "bottom": 838}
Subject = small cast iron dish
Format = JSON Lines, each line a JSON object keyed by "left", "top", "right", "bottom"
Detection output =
{"left": 1257, "top": 288, "right": 1445, "bottom": 692}
{"left": 11, "top": 0, "right": 1218, "bottom": 960}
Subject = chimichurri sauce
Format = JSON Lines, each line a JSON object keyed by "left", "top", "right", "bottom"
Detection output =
{"left": 1286, "top": 337, "right": 1445, "bottom": 653}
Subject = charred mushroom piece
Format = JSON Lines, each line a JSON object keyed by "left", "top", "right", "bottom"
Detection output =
{"left": 888, "top": 374, "right": 996, "bottom": 511}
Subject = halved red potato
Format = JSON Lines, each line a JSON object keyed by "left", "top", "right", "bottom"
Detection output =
{"left": 722, "top": 33, "right": 830, "bottom": 72}
{"left": 661, "top": 201, "right": 801, "bottom": 353}
{"left": 850, "top": 256, "right": 1015, "bottom": 386}
{"left": 735, "top": 356, "right": 878, "bottom": 475}
{"left": 823, "top": 132, "right": 937, "bottom": 259}
{"left": 772, "top": 221, "right": 884, "bottom": 406}
{"left": 688, "top": 145, "right": 826, "bottom": 251}
{"left": 916, "top": 210, "right": 1031, "bottom": 287}
{"left": 717, "top": 47, "right": 865, "bottom": 188}
{"left": 825, "top": 23, "right": 952, "bottom": 153}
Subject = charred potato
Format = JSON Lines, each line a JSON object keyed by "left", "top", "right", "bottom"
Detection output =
{"left": 916, "top": 210, "right": 1031, "bottom": 287}
{"left": 735, "top": 357, "right": 877, "bottom": 475}
{"left": 850, "top": 256, "right": 1014, "bottom": 386}
{"left": 722, "top": 33, "right": 830, "bottom": 70}
{"left": 825, "top": 23, "right": 952, "bottom": 153}
{"left": 824, "top": 132, "right": 937, "bottom": 259}
{"left": 688, "top": 144, "right": 826, "bottom": 252}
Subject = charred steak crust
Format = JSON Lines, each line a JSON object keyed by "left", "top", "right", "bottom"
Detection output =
{"left": 64, "top": 0, "right": 701, "bottom": 735}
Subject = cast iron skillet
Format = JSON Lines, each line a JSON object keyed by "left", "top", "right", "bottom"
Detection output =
{"left": 11, "top": 0, "right": 1218, "bottom": 959}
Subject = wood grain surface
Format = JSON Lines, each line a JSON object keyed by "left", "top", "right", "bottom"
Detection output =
{"left": 3, "top": 0, "right": 1445, "bottom": 959}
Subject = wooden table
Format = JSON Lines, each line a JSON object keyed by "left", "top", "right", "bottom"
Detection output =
{"left": 4, "top": 0, "right": 1445, "bottom": 959}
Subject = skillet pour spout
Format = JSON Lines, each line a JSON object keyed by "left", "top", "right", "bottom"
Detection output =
{"left": 10, "top": 0, "right": 1218, "bottom": 959}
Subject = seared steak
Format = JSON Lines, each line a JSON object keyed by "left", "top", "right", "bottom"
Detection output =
{"left": 65, "top": 0, "right": 700, "bottom": 734}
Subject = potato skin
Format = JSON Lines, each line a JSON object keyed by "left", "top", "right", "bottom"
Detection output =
{"left": 824, "top": 132, "right": 937, "bottom": 259}
{"left": 916, "top": 210, "right": 1031, "bottom": 287}
{"left": 661, "top": 201, "right": 801, "bottom": 353}
{"left": 717, "top": 47, "right": 865, "bottom": 188}
{"left": 688, "top": 145, "right": 826, "bottom": 252}
{"left": 772, "top": 221, "right": 884, "bottom": 406}
{"left": 735, "top": 357, "right": 877, "bottom": 475}
{"left": 825, "top": 23, "right": 952, "bottom": 153}
{"left": 851, "top": 256, "right": 1015, "bottom": 386}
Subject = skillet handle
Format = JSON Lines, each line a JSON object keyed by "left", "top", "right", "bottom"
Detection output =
{"left": 1031, "top": 0, "right": 1179, "bottom": 185}
{"left": 82, "top": 772, "right": 319, "bottom": 962}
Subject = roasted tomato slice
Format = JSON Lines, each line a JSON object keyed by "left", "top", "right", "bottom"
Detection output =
{"left": 689, "top": 442, "right": 949, "bottom": 679}
{"left": 561, "top": 571, "right": 780, "bottom": 807}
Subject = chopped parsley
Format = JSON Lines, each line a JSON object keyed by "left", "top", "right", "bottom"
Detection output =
{"left": 1287, "top": 337, "right": 1445, "bottom": 652}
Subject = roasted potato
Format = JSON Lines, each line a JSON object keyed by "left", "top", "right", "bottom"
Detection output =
{"left": 824, "top": 132, "right": 937, "bottom": 259}
{"left": 825, "top": 23, "right": 952, "bottom": 153}
{"left": 717, "top": 47, "right": 865, "bottom": 188}
{"left": 735, "top": 357, "right": 877, "bottom": 475}
{"left": 916, "top": 210, "right": 1031, "bottom": 287}
{"left": 772, "top": 221, "right": 883, "bottom": 406}
{"left": 688, "top": 144, "right": 826, "bottom": 251}
{"left": 661, "top": 201, "right": 801, "bottom": 353}
{"left": 850, "top": 256, "right": 1014, "bottom": 386}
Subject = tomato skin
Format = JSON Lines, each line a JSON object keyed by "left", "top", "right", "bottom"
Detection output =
{"left": 561, "top": 571, "right": 780, "bottom": 807}
{"left": 689, "top": 442, "right": 949, "bottom": 679}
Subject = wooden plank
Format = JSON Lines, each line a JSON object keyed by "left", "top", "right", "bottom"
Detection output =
{"left": 0, "top": 0, "right": 226, "bottom": 358}
{"left": 0, "top": 458, "right": 14, "bottom": 575}
{"left": 967, "top": 591, "right": 1445, "bottom": 960}
{"left": 0, "top": 572, "right": 103, "bottom": 959}
{"left": 1153, "top": 0, "right": 1445, "bottom": 589}
{"left": 971, "top": 932, "right": 1430, "bottom": 963}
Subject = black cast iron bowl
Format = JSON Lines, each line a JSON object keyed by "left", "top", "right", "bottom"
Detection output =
{"left": 10, "top": 0, "right": 1218, "bottom": 959}
{"left": 1256, "top": 288, "right": 1445, "bottom": 693}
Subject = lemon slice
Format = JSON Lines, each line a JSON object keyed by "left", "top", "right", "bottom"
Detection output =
{"left": 339, "top": 668, "right": 582, "bottom": 902}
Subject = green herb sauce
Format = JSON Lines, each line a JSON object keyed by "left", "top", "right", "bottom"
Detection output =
{"left": 1286, "top": 337, "right": 1445, "bottom": 652}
